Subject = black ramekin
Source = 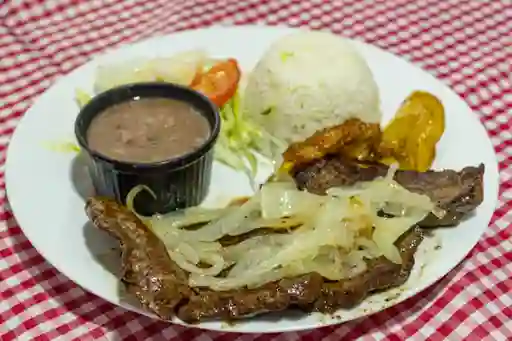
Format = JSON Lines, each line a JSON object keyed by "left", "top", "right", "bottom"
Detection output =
{"left": 75, "top": 82, "right": 220, "bottom": 216}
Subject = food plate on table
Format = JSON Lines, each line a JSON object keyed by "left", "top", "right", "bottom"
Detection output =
{"left": 5, "top": 26, "right": 499, "bottom": 333}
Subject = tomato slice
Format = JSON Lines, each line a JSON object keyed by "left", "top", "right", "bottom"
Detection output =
{"left": 191, "top": 59, "right": 241, "bottom": 107}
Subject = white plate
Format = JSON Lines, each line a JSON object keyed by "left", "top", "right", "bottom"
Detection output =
{"left": 5, "top": 26, "right": 499, "bottom": 333}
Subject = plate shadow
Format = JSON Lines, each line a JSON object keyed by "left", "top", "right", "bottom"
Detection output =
{"left": 82, "top": 220, "right": 143, "bottom": 310}
{"left": 70, "top": 152, "right": 95, "bottom": 200}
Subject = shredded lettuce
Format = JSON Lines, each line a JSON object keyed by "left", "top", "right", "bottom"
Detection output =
{"left": 215, "top": 91, "right": 279, "bottom": 185}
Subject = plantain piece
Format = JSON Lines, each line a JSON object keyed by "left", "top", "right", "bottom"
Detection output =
{"left": 380, "top": 91, "right": 445, "bottom": 172}
{"left": 342, "top": 139, "right": 380, "bottom": 163}
{"left": 281, "top": 118, "right": 382, "bottom": 172}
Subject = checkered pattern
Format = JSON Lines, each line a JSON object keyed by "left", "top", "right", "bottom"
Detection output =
{"left": 0, "top": 0, "right": 511, "bottom": 340}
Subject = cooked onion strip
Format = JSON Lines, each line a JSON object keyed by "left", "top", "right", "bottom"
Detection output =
{"left": 125, "top": 185, "right": 157, "bottom": 224}
{"left": 152, "top": 206, "right": 235, "bottom": 230}
{"left": 150, "top": 167, "right": 437, "bottom": 291}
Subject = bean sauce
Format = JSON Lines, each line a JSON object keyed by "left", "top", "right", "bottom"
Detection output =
{"left": 87, "top": 98, "right": 210, "bottom": 163}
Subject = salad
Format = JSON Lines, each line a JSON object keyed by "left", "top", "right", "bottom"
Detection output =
{"left": 75, "top": 50, "right": 284, "bottom": 183}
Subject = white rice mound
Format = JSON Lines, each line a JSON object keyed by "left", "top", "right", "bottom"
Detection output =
{"left": 243, "top": 30, "right": 382, "bottom": 144}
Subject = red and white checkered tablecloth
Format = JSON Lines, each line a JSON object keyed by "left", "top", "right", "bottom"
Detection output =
{"left": 0, "top": 0, "right": 511, "bottom": 340}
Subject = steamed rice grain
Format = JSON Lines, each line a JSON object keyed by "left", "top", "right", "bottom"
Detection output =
{"left": 243, "top": 30, "right": 381, "bottom": 144}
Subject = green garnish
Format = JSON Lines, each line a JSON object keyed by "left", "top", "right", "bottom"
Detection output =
{"left": 44, "top": 141, "right": 81, "bottom": 153}
{"left": 260, "top": 107, "right": 274, "bottom": 116}
{"left": 75, "top": 88, "right": 92, "bottom": 108}
{"left": 280, "top": 51, "right": 294, "bottom": 62}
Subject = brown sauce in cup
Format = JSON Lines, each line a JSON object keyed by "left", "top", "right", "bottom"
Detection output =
{"left": 87, "top": 98, "right": 210, "bottom": 163}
